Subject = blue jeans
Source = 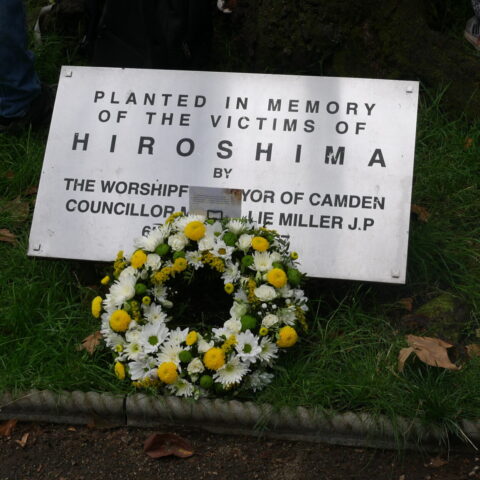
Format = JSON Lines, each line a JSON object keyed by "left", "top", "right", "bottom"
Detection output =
{"left": 0, "top": 0, "right": 41, "bottom": 118}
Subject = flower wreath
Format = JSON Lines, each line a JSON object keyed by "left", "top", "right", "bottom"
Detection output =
{"left": 91, "top": 212, "right": 308, "bottom": 398}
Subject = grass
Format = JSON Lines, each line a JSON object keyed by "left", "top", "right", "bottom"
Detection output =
{"left": 1, "top": 5, "right": 480, "bottom": 445}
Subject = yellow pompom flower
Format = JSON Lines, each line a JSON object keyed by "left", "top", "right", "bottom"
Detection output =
{"left": 114, "top": 362, "right": 126, "bottom": 380}
{"left": 251, "top": 236, "right": 270, "bottom": 252}
{"left": 259, "top": 327, "right": 269, "bottom": 336}
{"left": 91, "top": 296, "right": 103, "bottom": 318}
{"left": 100, "top": 275, "right": 110, "bottom": 285}
{"left": 109, "top": 309, "right": 132, "bottom": 332}
{"left": 276, "top": 326, "right": 298, "bottom": 348}
{"left": 186, "top": 331, "right": 198, "bottom": 346}
{"left": 266, "top": 268, "right": 288, "bottom": 288}
{"left": 130, "top": 249, "right": 147, "bottom": 269}
{"left": 203, "top": 347, "right": 225, "bottom": 370}
{"left": 184, "top": 221, "right": 206, "bottom": 241}
{"left": 142, "top": 296, "right": 151, "bottom": 305}
{"left": 158, "top": 362, "right": 178, "bottom": 384}
{"left": 224, "top": 283, "right": 234, "bottom": 294}
{"left": 290, "top": 251, "right": 299, "bottom": 260}
{"left": 173, "top": 257, "right": 188, "bottom": 272}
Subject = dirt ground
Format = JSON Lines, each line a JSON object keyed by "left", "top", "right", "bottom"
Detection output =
{"left": 0, "top": 421, "right": 479, "bottom": 480}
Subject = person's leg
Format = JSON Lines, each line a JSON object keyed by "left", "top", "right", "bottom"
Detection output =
{"left": 465, "top": 0, "right": 480, "bottom": 50}
{"left": 0, "top": 0, "right": 42, "bottom": 119}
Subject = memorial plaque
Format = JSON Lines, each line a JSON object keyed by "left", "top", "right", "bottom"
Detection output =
{"left": 29, "top": 66, "right": 419, "bottom": 283}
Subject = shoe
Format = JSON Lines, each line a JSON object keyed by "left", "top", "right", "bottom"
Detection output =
{"left": 465, "top": 16, "right": 480, "bottom": 51}
{"left": 0, "top": 83, "right": 56, "bottom": 134}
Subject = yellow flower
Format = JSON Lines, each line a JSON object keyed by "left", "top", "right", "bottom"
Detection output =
{"left": 114, "top": 362, "right": 125, "bottom": 380}
{"left": 276, "top": 326, "right": 298, "bottom": 348}
{"left": 91, "top": 296, "right": 103, "bottom": 318}
{"left": 100, "top": 275, "right": 110, "bottom": 285}
{"left": 251, "top": 236, "right": 269, "bottom": 251}
{"left": 173, "top": 257, "right": 188, "bottom": 272}
{"left": 109, "top": 309, "right": 132, "bottom": 332}
{"left": 203, "top": 347, "right": 225, "bottom": 370}
{"left": 224, "top": 283, "right": 234, "bottom": 294}
{"left": 186, "top": 331, "right": 198, "bottom": 346}
{"left": 158, "top": 362, "right": 178, "bottom": 384}
{"left": 259, "top": 327, "right": 269, "bottom": 336}
{"left": 184, "top": 221, "right": 206, "bottom": 241}
{"left": 142, "top": 296, "right": 151, "bottom": 305}
{"left": 290, "top": 251, "right": 299, "bottom": 260}
{"left": 165, "top": 211, "right": 184, "bottom": 224}
{"left": 130, "top": 250, "right": 147, "bottom": 269}
{"left": 266, "top": 268, "right": 288, "bottom": 288}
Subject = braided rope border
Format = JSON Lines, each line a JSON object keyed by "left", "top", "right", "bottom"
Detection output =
{"left": 0, "top": 390, "right": 478, "bottom": 450}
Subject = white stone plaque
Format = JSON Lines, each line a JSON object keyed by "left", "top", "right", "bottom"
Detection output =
{"left": 29, "top": 66, "right": 419, "bottom": 283}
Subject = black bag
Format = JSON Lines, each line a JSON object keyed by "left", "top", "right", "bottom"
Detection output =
{"left": 84, "top": 0, "right": 213, "bottom": 69}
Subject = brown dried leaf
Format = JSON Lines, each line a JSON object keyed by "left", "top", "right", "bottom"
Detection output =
{"left": 0, "top": 229, "right": 17, "bottom": 244}
{"left": 144, "top": 433, "right": 194, "bottom": 459}
{"left": 67, "top": 427, "right": 77, "bottom": 432}
{"left": 411, "top": 204, "right": 430, "bottom": 222}
{"left": 464, "top": 137, "right": 474, "bottom": 149}
{"left": 466, "top": 344, "right": 480, "bottom": 358}
{"left": 77, "top": 331, "right": 103, "bottom": 355}
{"left": 5, "top": 171, "right": 14, "bottom": 180}
{"left": 406, "top": 334, "right": 460, "bottom": 370}
{"left": 398, "top": 347, "right": 414, "bottom": 372}
{"left": 15, "top": 432, "right": 29, "bottom": 448}
{"left": 426, "top": 456, "right": 448, "bottom": 468}
{"left": 0, "top": 419, "right": 17, "bottom": 436}
{"left": 398, "top": 297, "right": 414, "bottom": 312}
{"left": 24, "top": 186, "right": 38, "bottom": 196}
{"left": 0, "top": 197, "right": 30, "bottom": 222}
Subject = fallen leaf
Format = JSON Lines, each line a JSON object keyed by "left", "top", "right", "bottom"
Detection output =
{"left": 401, "top": 334, "right": 460, "bottom": 371}
{"left": 0, "top": 419, "right": 18, "bottom": 436}
{"left": 5, "top": 171, "right": 14, "bottom": 180}
{"left": 67, "top": 427, "right": 77, "bottom": 432}
{"left": 0, "top": 229, "right": 17, "bottom": 244}
{"left": 398, "top": 347, "right": 414, "bottom": 372}
{"left": 426, "top": 456, "right": 448, "bottom": 468}
{"left": 144, "top": 433, "right": 194, "bottom": 459}
{"left": 15, "top": 433, "right": 29, "bottom": 448}
{"left": 398, "top": 297, "right": 414, "bottom": 312}
{"left": 411, "top": 204, "right": 430, "bottom": 222}
{"left": 0, "top": 197, "right": 30, "bottom": 222}
{"left": 464, "top": 137, "right": 474, "bottom": 149}
{"left": 466, "top": 344, "right": 480, "bottom": 358}
{"left": 77, "top": 331, "right": 102, "bottom": 355}
{"left": 24, "top": 186, "right": 38, "bottom": 196}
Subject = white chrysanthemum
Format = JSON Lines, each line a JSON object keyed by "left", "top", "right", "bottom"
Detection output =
{"left": 237, "top": 233, "right": 253, "bottom": 251}
{"left": 103, "top": 331, "right": 125, "bottom": 348}
{"left": 245, "top": 371, "right": 274, "bottom": 392}
{"left": 139, "top": 322, "right": 169, "bottom": 353}
{"left": 185, "top": 250, "right": 203, "bottom": 269}
{"left": 278, "top": 285, "right": 294, "bottom": 298}
{"left": 262, "top": 313, "right": 279, "bottom": 328}
{"left": 119, "top": 266, "right": 138, "bottom": 281}
{"left": 254, "top": 284, "right": 277, "bottom": 302}
{"left": 174, "top": 214, "right": 206, "bottom": 231}
{"left": 105, "top": 275, "right": 136, "bottom": 309}
{"left": 229, "top": 301, "right": 248, "bottom": 320}
{"left": 226, "top": 219, "right": 251, "bottom": 235}
{"left": 277, "top": 306, "right": 296, "bottom": 325}
{"left": 187, "top": 357, "right": 205, "bottom": 375}
{"left": 145, "top": 253, "right": 162, "bottom": 270}
{"left": 197, "top": 334, "right": 214, "bottom": 353}
{"left": 157, "top": 340, "right": 182, "bottom": 366}
{"left": 222, "top": 260, "right": 241, "bottom": 284}
{"left": 206, "top": 221, "right": 223, "bottom": 236}
{"left": 197, "top": 233, "right": 215, "bottom": 251}
{"left": 168, "top": 327, "right": 189, "bottom": 345}
{"left": 134, "top": 226, "right": 168, "bottom": 252}
{"left": 151, "top": 284, "right": 168, "bottom": 303}
{"left": 168, "top": 232, "right": 189, "bottom": 251}
{"left": 125, "top": 340, "right": 145, "bottom": 361}
{"left": 212, "top": 239, "right": 234, "bottom": 259}
{"left": 168, "top": 378, "right": 195, "bottom": 397}
{"left": 235, "top": 331, "right": 261, "bottom": 363}
{"left": 224, "top": 318, "right": 242, "bottom": 334}
{"left": 129, "top": 358, "right": 156, "bottom": 381}
{"left": 214, "top": 356, "right": 249, "bottom": 387}
{"left": 144, "top": 303, "right": 168, "bottom": 324}
{"left": 292, "top": 288, "right": 308, "bottom": 306}
{"left": 259, "top": 337, "right": 278, "bottom": 364}
{"left": 252, "top": 251, "right": 273, "bottom": 272}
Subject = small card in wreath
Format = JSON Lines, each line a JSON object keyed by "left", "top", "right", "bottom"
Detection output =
{"left": 91, "top": 213, "right": 308, "bottom": 398}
